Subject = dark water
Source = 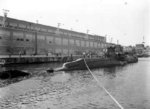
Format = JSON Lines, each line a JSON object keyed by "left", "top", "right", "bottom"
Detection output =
{"left": 0, "top": 58, "right": 150, "bottom": 109}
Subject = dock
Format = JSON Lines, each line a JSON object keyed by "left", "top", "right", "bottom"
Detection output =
{"left": 0, "top": 55, "right": 79, "bottom": 65}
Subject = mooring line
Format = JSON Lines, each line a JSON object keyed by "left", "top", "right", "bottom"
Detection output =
{"left": 83, "top": 58, "right": 124, "bottom": 109}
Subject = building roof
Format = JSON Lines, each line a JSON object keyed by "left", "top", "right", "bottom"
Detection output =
{"left": 0, "top": 16, "right": 105, "bottom": 39}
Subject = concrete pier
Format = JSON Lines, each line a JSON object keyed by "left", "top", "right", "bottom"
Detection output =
{"left": 0, "top": 55, "right": 79, "bottom": 65}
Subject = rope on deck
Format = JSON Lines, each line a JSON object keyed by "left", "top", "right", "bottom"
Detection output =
{"left": 83, "top": 58, "right": 124, "bottom": 109}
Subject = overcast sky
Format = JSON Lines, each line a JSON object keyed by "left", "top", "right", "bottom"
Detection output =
{"left": 0, "top": 0, "right": 149, "bottom": 46}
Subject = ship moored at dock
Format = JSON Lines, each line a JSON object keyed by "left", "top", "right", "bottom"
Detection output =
{"left": 47, "top": 45, "right": 138, "bottom": 72}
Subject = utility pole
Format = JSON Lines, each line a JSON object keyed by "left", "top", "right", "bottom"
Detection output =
{"left": 57, "top": 23, "right": 61, "bottom": 28}
{"left": 105, "top": 34, "right": 107, "bottom": 42}
{"left": 86, "top": 29, "right": 89, "bottom": 34}
{"left": 3, "top": 9, "right": 9, "bottom": 17}
{"left": 117, "top": 40, "right": 119, "bottom": 45}
{"left": 56, "top": 23, "right": 61, "bottom": 34}
{"left": 111, "top": 37, "right": 113, "bottom": 43}
{"left": 86, "top": 29, "right": 89, "bottom": 39}
{"left": 2, "top": 9, "right": 9, "bottom": 27}
{"left": 36, "top": 20, "right": 39, "bottom": 24}
{"left": 142, "top": 36, "right": 145, "bottom": 45}
{"left": 57, "top": 23, "right": 61, "bottom": 31}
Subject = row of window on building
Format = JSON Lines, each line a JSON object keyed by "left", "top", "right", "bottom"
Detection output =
{"left": 54, "top": 37, "right": 106, "bottom": 48}
{"left": 0, "top": 18, "right": 105, "bottom": 42}
{"left": 0, "top": 29, "right": 107, "bottom": 48}
{"left": 48, "top": 48, "right": 104, "bottom": 56}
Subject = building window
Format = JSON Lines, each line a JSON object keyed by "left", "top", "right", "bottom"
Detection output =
{"left": 0, "top": 20, "right": 2, "bottom": 25}
{"left": 98, "top": 43, "right": 101, "bottom": 48}
{"left": 30, "top": 26, "right": 34, "bottom": 30}
{"left": 47, "top": 49, "right": 53, "bottom": 54}
{"left": 94, "top": 42, "right": 97, "bottom": 48}
{"left": 19, "top": 23, "right": 26, "bottom": 29}
{"left": 41, "top": 28, "right": 47, "bottom": 32}
{"left": 37, "top": 35, "right": 45, "bottom": 40}
{"left": 62, "top": 38, "right": 68, "bottom": 45}
{"left": 9, "top": 22, "right": 17, "bottom": 27}
{"left": 84, "top": 35, "right": 88, "bottom": 39}
{"left": 63, "top": 49, "right": 68, "bottom": 55}
{"left": 64, "top": 32, "right": 68, "bottom": 36}
{"left": 48, "top": 29, "right": 54, "bottom": 33}
{"left": 69, "top": 39, "right": 74, "bottom": 45}
{"left": 101, "top": 43, "right": 104, "bottom": 48}
{"left": 86, "top": 41, "right": 89, "bottom": 47}
{"left": 55, "top": 48, "right": 62, "bottom": 56}
{"left": 35, "top": 27, "right": 40, "bottom": 31}
{"left": 55, "top": 37, "right": 61, "bottom": 45}
{"left": 68, "top": 33, "right": 72, "bottom": 37}
{"left": 69, "top": 49, "right": 74, "bottom": 55}
{"left": 75, "top": 40, "right": 80, "bottom": 46}
{"left": 0, "top": 30, "right": 10, "bottom": 36}
{"left": 0, "top": 30, "right": 10, "bottom": 40}
{"left": 26, "top": 33, "right": 34, "bottom": 42}
{"left": 46, "top": 36, "right": 54, "bottom": 44}
{"left": 104, "top": 44, "right": 107, "bottom": 48}
{"left": 27, "top": 23, "right": 33, "bottom": 30}
{"left": 26, "top": 39, "right": 29, "bottom": 41}
{"left": 81, "top": 40, "right": 85, "bottom": 47}
{"left": 13, "top": 32, "right": 24, "bottom": 41}
{"left": 89, "top": 36, "right": 94, "bottom": 40}
{"left": 90, "top": 42, "right": 93, "bottom": 47}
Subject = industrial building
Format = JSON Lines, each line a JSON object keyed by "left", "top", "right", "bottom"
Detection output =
{"left": 0, "top": 15, "right": 107, "bottom": 58}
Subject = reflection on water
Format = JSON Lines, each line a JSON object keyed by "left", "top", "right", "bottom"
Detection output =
{"left": 0, "top": 58, "right": 150, "bottom": 109}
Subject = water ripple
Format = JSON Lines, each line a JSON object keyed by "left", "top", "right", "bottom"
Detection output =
{"left": 0, "top": 58, "right": 150, "bottom": 109}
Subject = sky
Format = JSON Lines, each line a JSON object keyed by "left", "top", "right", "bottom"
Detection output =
{"left": 0, "top": 0, "right": 149, "bottom": 46}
